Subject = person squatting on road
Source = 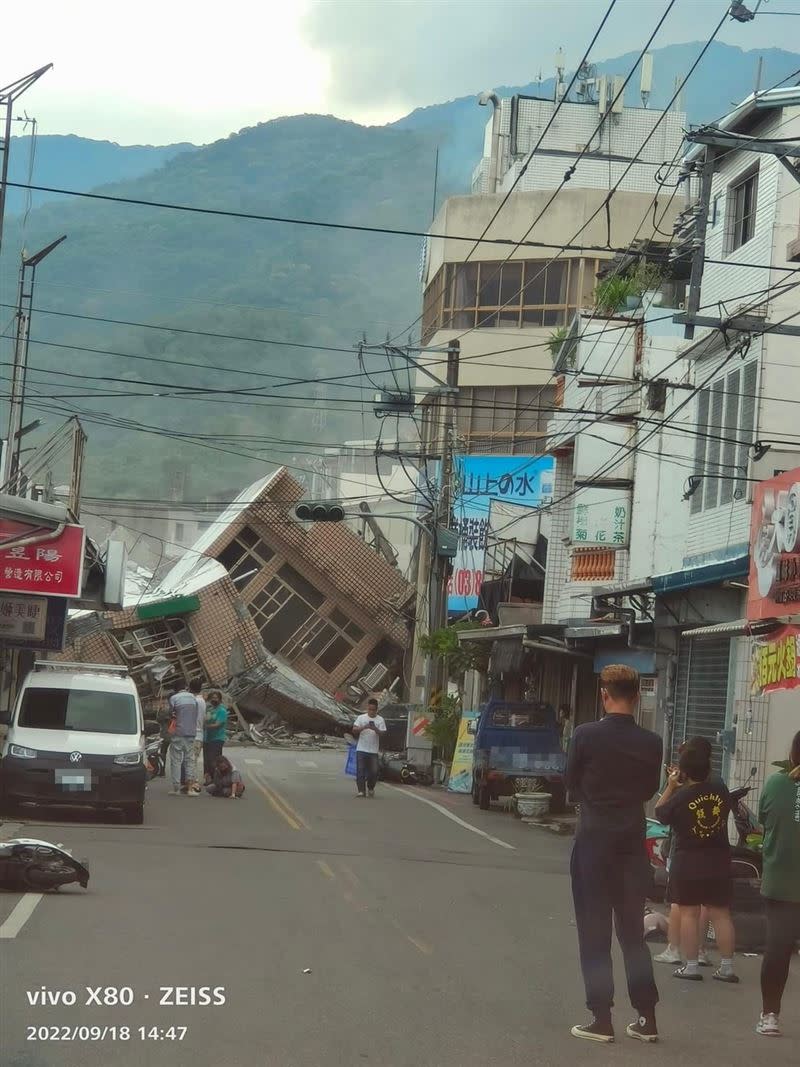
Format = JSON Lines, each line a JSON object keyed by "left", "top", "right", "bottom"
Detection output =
{"left": 168, "top": 679, "right": 203, "bottom": 797}
{"left": 352, "top": 698, "right": 387, "bottom": 798}
{"left": 206, "top": 755, "right": 245, "bottom": 798}
{"left": 655, "top": 744, "right": 738, "bottom": 984}
{"left": 203, "top": 690, "right": 228, "bottom": 783}
{"left": 654, "top": 737, "right": 717, "bottom": 969}
{"left": 755, "top": 729, "right": 800, "bottom": 1037}
{"left": 565, "top": 664, "right": 662, "bottom": 1045}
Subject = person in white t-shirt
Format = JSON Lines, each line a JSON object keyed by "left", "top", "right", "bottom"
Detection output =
{"left": 352, "top": 698, "right": 387, "bottom": 798}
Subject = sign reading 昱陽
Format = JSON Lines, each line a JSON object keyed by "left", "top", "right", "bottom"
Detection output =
{"left": 0, "top": 524, "right": 85, "bottom": 599}
{"left": 448, "top": 456, "right": 554, "bottom": 612}
{"left": 751, "top": 625, "right": 800, "bottom": 695}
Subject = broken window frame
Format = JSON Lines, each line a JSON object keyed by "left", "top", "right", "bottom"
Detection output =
{"left": 216, "top": 525, "right": 275, "bottom": 590}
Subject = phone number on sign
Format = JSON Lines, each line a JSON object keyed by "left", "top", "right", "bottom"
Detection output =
{"left": 27, "top": 1026, "right": 188, "bottom": 1042}
{"left": 448, "top": 569, "right": 483, "bottom": 597}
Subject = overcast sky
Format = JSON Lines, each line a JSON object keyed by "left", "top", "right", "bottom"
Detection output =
{"left": 3, "top": 0, "right": 799, "bottom": 145}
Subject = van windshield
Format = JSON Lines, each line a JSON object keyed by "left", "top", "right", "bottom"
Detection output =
{"left": 18, "top": 688, "right": 138, "bottom": 734}
{"left": 490, "top": 708, "right": 551, "bottom": 729}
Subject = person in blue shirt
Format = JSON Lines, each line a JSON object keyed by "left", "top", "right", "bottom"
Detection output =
{"left": 203, "top": 690, "right": 228, "bottom": 783}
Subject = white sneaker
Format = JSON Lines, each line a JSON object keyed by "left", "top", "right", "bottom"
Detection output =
{"left": 653, "top": 946, "right": 682, "bottom": 964}
{"left": 756, "top": 1013, "right": 782, "bottom": 1037}
{"left": 698, "top": 947, "right": 712, "bottom": 967}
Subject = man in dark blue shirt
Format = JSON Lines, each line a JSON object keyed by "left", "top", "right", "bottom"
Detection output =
{"left": 565, "top": 664, "right": 662, "bottom": 1045}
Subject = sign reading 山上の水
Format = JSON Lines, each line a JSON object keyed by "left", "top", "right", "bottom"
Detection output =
{"left": 448, "top": 455, "right": 554, "bottom": 613}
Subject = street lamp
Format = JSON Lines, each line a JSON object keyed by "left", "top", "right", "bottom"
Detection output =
{"left": 3, "top": 235, "right": 67, "bottom": 490}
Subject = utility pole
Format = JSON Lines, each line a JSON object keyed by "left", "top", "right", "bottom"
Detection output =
{"left": 3, "top": 235, "right": 67, "bottom": 491}
{"left": 426, "top": 340, "right": 460, "bottom": 705}
{"left": 0, "top": 65, "right": 52, "bottom": 261}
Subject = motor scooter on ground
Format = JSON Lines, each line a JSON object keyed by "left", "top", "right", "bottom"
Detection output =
{"left": 0, "top": 839, "right": 90, "bottom": 891}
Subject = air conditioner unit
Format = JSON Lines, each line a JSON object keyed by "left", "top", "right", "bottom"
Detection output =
{"left": 357, "top": 662, "right": 389, "bottom": 692}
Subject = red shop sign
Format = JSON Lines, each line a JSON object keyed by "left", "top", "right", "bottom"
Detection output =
{"left": 748, "top": 467, "right": 800, "bottom": 621}
{"left": 0, "top": 523, "right": 85, "bottom": 599}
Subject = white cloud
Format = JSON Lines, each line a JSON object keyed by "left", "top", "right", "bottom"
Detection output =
{"left": 3, "top": 0, "right": 799, "bottom": 144}
{"left": 2, "top": 0, "right": 331, "bottom": 143}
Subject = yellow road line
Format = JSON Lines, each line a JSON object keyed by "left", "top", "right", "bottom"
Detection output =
{"left": 338, "top": 861, "right": 361, "bottom": 889}
{"left": 317, "top": 860, "right": 336, "bottom": 880}
{"left": 405, "top": 934, "right": 433, "bottom": 956}
{"left": 247, "top": 772, "right": 300, "bottom": 830}
{"left": 389, "top": 916, "right": 434, "bottom": 956}
{"left": 263, "top": 778, "right": 311, "bottom": 831}
{"left": 250, "top": 770, "right": 311, "bottom": 831}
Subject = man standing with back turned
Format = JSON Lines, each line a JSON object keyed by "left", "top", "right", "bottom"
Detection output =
{"left": 566, "top": 664, "right": 662, "bottom": 1045}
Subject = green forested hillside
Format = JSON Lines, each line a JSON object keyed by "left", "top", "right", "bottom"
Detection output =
{"left": 0, "top": 116, "right": 444, "bottom": 498}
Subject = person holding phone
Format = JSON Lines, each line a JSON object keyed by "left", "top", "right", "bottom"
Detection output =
{"left": 352, "top": 698, "right": 387, "bottom": 798}
{"left": 655, "top": 745, "right": 738, "bottom": 984}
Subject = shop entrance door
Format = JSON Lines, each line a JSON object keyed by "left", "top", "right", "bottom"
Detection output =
{"left": 672, "top": 636, "right": 733, "bottom": 780}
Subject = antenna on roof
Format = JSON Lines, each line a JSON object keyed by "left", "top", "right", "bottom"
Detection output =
{"left": 554, "top": 48, "right": 566, "bottom": 102}
{"left": 672, "top": 74, "right": 684, "bottom": 114}
{"left": 640, "top": 53, "right": 653, "bottom": 108}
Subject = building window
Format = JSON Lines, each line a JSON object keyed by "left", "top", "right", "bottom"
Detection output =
{"left": 216, "top": 526, "right": 275, "bottom": 590}
{"left": 691, "top": 360, "right": 758, "bottom": 514}
{"left": 301, "top": 608, "right": 365, "bottom": 672}
{"left": 726, "top": 169, "right": 758, "bottom": 252}
{"left": 455, "top": 384, "right": 555, "bottom": 455}
{"left": 421, "top": 258, "right": 599, "bottom": 341}
{"left": 249, "top": 569, "right": 364, "bottom": 672}
{"left": 174, "top": 522, "right": 185, "bottom": 541}
{"left": 110, "top": 619, "right": 202, "bottom": 699}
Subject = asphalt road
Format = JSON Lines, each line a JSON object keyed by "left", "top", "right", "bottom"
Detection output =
{"left": 0, "top": 748, "right": 797, "bottom": 1067}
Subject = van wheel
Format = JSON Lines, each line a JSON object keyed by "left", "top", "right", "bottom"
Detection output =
{"left": 478, "top": 784, "right": 491, "bottom": 810}
{"left": 123, "top": 802, "right": 144, "bottom": 825}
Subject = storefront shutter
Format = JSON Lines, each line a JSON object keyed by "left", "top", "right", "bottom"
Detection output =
{"left": 672, "top": 636, "right": 731, "bottom": 778}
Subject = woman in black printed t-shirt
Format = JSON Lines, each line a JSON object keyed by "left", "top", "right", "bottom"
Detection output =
{"left": 655, "top": 745, "right": 738, "bottom": 985}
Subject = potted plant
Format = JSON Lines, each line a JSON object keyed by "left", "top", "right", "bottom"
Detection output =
{"left": 547, "top": 326, "right": 570, "bottom": 364}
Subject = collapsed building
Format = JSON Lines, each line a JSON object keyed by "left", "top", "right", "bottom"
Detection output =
{"left": 59, "top": 468, "right": 415, "bottom": 733}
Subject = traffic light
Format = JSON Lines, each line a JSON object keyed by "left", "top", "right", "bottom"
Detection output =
{"left": 295, "top": 502, "right": 345, "bottom": 522}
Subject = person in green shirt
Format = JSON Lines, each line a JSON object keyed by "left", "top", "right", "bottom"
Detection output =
{"left": 203, "top": 690, "right": 229, "bottom": 784}
{"left": 756, "top": 729, "right": 800, "bottom": 1038}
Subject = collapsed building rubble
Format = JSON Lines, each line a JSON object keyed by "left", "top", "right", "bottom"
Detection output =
{"left": 56, "top": 467, "right": 416, "bottom": 735}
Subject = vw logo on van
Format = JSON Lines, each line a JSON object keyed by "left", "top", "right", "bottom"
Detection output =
{"left": 69, "top": 752, "right": 83, "bottom": 764}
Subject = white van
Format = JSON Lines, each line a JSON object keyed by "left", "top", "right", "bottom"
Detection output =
{"left": 0, "top": 662, "right": 147, "bottom": 824}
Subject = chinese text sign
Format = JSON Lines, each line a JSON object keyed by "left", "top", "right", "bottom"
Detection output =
{"left": 448, "top": 456, "right": 554, "bottom": 613}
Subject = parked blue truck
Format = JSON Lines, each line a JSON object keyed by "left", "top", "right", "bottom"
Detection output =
{"left": 470, "top": 699, "right": 566, "bottom": 812}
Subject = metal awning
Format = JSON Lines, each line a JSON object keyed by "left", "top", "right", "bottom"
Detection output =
{"left": 457, "top": 624, "right": 527, "bottom": 644}
{"left": 685, "top": 619, "right": 780, "bottom": 640}
{"left": 590, "top": 579, "right": 652, "bottom": 597}
{"left": 651, "top": 554, "right": 749, "bottom": 595}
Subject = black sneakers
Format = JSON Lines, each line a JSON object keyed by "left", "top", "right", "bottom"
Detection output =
{"left": 626, "top": 1014, "right": 659, "bottom": 1043}
{"left": 570, "top": 1018, "right": 615, "bottom": 1043}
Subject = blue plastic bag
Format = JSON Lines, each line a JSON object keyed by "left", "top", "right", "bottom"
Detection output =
{"left": 344, "top": 743, "right": 357, "bottom": 777}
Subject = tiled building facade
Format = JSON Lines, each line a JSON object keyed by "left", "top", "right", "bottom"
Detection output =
{"left": 191, "top": 469, "right": 414, "bottom": 694}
